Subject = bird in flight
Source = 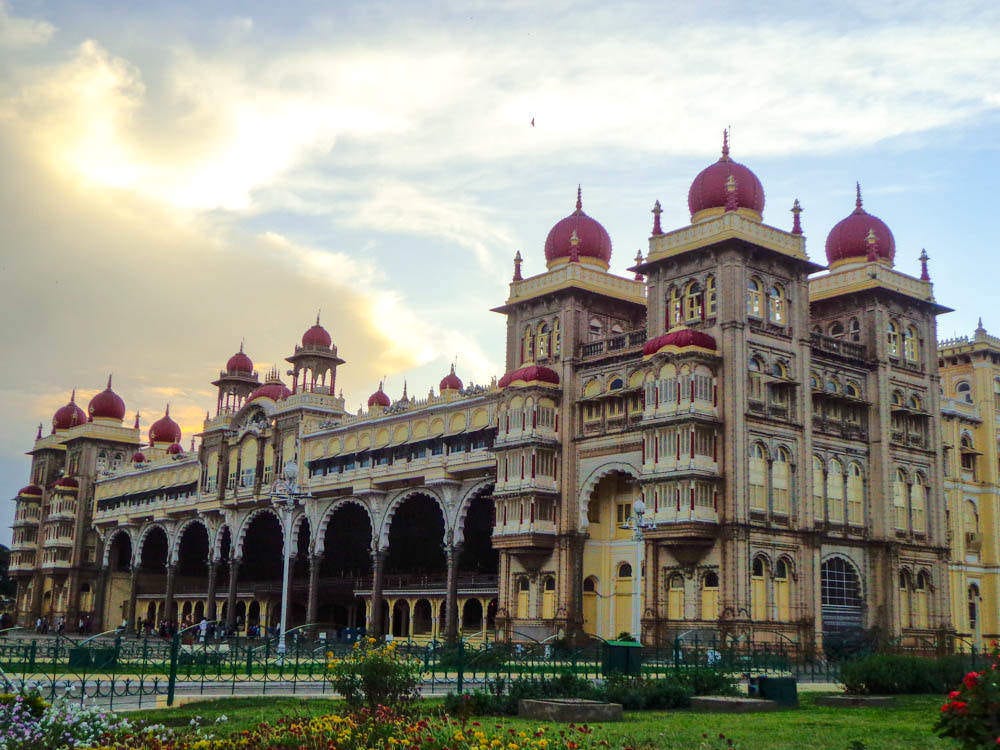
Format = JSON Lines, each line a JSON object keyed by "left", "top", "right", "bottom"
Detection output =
{"left": 530, "top": 117, "right": 535, "bottom": 127}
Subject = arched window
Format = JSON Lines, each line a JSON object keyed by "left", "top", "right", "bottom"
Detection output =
{"left": 960, "top": 433, "right": 977, "bottom": 476}
{"left": 907, "top": 395, "right": 922, "bottom": 411}
{"left": 583, "top": 577, "right": 597, "bottom": 593}
{"left": 772, "top": 447, "right": 791, "bottom": 515}
{"left": 827, "top": 458, "right": 844, "bottom": 524}
{"left": 617, "top": 562, "right": 633, "bottom": 579}
{"left": 668, "top": 574, "right": 685, "bottom": 620}
{"left": 957, "top": 381, "right": 972, "bottom": 404}
{"left": 522, "top": 325, "right": 534, "bottom": 364}
{"left": 914, "top": 572, "right": 930, "bottom": 628}
{"left": 582, "top": 576, "right": 598, "bottom": 634}
{"left": 829, "top": 322, "right": 844, "bottom": 339}
{"left": 826, "top": 378, "right": 840, "bottom": 394}
{"left": 845, "top": 382, "right": 860, "bottom": 399}
{"left": 552, "top": 318, "right": 561, "bottom": 356}
{"left": 668, "top": 288, "right": 682, "bottom": 328}
{"left": 910, "top": 474, "right": 927, "bottom": 533}
{"left": 768, "top": 285, "right": 786, "bottom": 325}
{"left": 747, "top": 278, "right": 762, "bottom": 318}
{"left": 892, "top": 469, "right": 908, "bottom": 530}
{"left": 749, "top": 444, "right": 768, "bottom": 512}
{"left": 892, "top": 389, "right": 904, "bottom": 407}
{"left": 968, "top": 583, "right": 980, "bottom": 631}
{"left": 775, "top": 558, "right": 792, "bottom": 621}
{"left": 812, "top": 456, "right": 825, "bottom": 522}
{"left": 684, "top": 281, "right": 704, "bottom": 322}
{"left": 589, "top": 319, "right": 603, "bottom": 337}
{"left": 609, "top": 377, "right": 624, "bottom": 391}
{"left": 849, "top": 318, "right": 861, "bottom": 342}
{"left": 821, "top": 556, "right": 864, "bottom": 631}
{"left": 887, "top": 321, "right": 900, "bottom": 357}
{"left": 904, "top": 325, "right": 919, "bottom": 362}
{"left": 899, "top": 570, "right": 912, "bottom": 628}
{"left": 751, "top": 557, "right": 768, "bottom": 620}
{"left": 705, "top": 276, "right": 717, "bottom": 318}
{"left": 771, "top": 361, "right": 788, "bottom": 379}
{"left": 536, "top": 323, "right": 550, "bottom": 360}
{"left": 516, "top": 576, "right": 530, "bottom": 618}
{"left": 701, "top": 571, "right": 719, "bottom": 620}
{"left": 847, "top": 463, "right": 864, "bottom": 525}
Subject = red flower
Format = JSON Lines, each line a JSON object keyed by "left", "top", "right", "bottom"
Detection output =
{"left": 964, "top": 672, "right": 981, "bottom": 689}
{"left": 949, "top": 690, "right": 961, "bottom": 699}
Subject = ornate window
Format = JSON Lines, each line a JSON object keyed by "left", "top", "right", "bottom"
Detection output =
{"left": 746, "top": 278, "right": 762, "bottom": 318}
{"left": 956, "top": 381, "right": 972, "bottom": 404}
{"left": 668, "top": 574, "right": 685, "bottom": 619}
{"left": 774, "top": 558, "right": 791, "bottom": 621}
{"left": 827, "top": 458, "right": 844, "bottom": 523}
{"left": 829, "top": 321, "right": 844, "bottom": 338}
{"left": 768, "top": 284, "right": 786, "bottom": 324}
{"left": 904, "top": 325, "right": 919, "bottom": 362}
{"left": 701, "top": 571, "right": 719, "bottom": 620}
{"left": 684, "top": 281, "right": 704, "bottom": 322}
{"left": 887, "top": 321, "right": 900, "bottom": 357}
{"left": 552, "top": 318, "right": 561, "bottom": 356}
{"left": 536, "top": 323, "right": 550, "bottom": 359}
{"left": 751, "top": 557, "right": 768, "bottom": 621}
{"left": 522, "top": 325, "right": 534, "bottom": 364}
{"left": 668, "top": 287, "right": 683, "bottom": 328}
{"left": 910, "top": 473, "right": 927, "bottom": 533}
{"left": 892, "top": 469, "right": 908, "bottom": 530}
{"left": 617, "top": 562, "right": 633, "bottom": 579}
{"left": 812, "top": 456, "right": 825, "bottom": 522}
{"left": 847, "top": 463, "right": 864, "bottom": 525}
{"left": 706, "top": 276, "right": 717, "bottom": 317}
{"left": 772, "top": 447, "right": 791, "bottom": 515}
{"left": 749, "top": 444, "right": 768, "bottom": 512}
{"left": 849, "top": 318, "right": 861, "bottom": 342}
{"left": 914, "top": 572, "right": 930, "bottom": 628}
{"left": 968, "top": 583, "right": 980, "bottom": 630}
{"left": 899, "top": 570, "right": 911, "bottom": 628}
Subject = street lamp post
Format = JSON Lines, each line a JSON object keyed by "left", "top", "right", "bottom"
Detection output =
{"left": 270, "top": 459, "right": 310, "bottom": 656}
{"left": 627, "top": 499, "right": 648, "bottom": 642}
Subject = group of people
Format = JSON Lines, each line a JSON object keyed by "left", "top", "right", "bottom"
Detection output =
{"left": 126, "top": 613, "right": 278, "bottom": 641}
{"left": 34, "top": 614, "right": 95, "bottom": 634}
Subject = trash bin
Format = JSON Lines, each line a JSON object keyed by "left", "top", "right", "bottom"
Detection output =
{"left": 67, "top": 647, "right": 91, "bottom": 669}
{"left": 602, "top": 640, "right": 643, "bottom": 677}
{"left": 748, "top": 676, "right": 798, "bottom": 707}
{"left": 90, "top": 647, "right": 117, "bottom": 669}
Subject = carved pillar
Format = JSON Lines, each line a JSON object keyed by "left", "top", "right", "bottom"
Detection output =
{"left": 445, "top": 543, "right": 462, "bottom": 643}
{"left": 206, "top": 560, "right": 219, "bottom": 621}
{"left": 92, "top": 567, "right": 109, "bottom": 631}
{"left": 370, "top": 548, "right": 387, "bottom": 637}
{"left": 306, "top": 553, "right": 323, "bottom": 631}
{"left": 163, "top": 563, "right": 177, "bottom": 624}
{"left": 226, "top": 558, "right": 241, "bottom": 629}
{"left": 127, "top": 568, "right": 139, "bottom": 630}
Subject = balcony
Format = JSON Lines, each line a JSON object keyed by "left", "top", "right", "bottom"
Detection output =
{"left": 9, "top": 557, "right": 37, "bottom": 572}
{"left": 10, "top": 539, "right": 38, "bottom": 552}
{"left": 641, "top": 455, "right": 719, "bottom": 478}
{"left": 579, "top": 329, "right": 646, "bottom": 361}
{"left": 643, "top": 401, "right": 719, "bottom": 424}
{"left": 810, "top": 332, "right": 867, "bottom": 361}
{"left": 492, "top": 519, "right": 558, "bottom": 554}
{"left": 495, "top": 476, "right": 559, "bottom": 495}
{"left": 494, "top": 425, "right": 558, "bottom": 448}
{"left": 42, "top": 536, "right": 74, "bottom": 549}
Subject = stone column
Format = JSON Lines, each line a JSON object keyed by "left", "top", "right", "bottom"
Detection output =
{"left": 127, "top": 568, "right": 139, "bottom": 631}
{"left": 306, "top": 553, "right": 323, "bottom": 631}
{"left": 445, "top": 543, "right": 462, "bottom": 642}
{"left": 226, "top": 558, "right": 241, "bottom": 630}
{"left": 206, "top": 560, "right": 219, "bottom": 621}
{"left": 370, "top": 548, "right": 386, "bottom": 637}
{"left": 92, "top": 567, "right": 109, "bottom": 631}
{"left": 164, "top": 563, "right": 177, "bottom": 624}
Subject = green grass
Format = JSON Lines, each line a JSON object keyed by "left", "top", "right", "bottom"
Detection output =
{"left": 125, "top": 693, "right": 952, "bottom": 749}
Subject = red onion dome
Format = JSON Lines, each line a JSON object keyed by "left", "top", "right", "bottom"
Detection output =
{"left": 498, "top": 365, "right": 561, "bottom": 389}
{"left": 249, "top": 368, "right": 292, "bottom": 402}
{"left": 131, "top": 451, "right": 146, "bottom": 463}
{"left": 149, "top": 405, "right": 182, "bottom": 445}
{"left": 226, "top": 343, "right": 254, "bottom": 375}
{"left": 687, "top": 131, "right": 765, "bottom": 221}
{"left": 166, "top": 442, "right": 183, "bottom": 455}
{"left": 17, "top": 484, "right": 43, "bottom": 497}
{"left": 52, "top": 391, "right": 88, "bottom": 432}
{"left": 824, "top": 183, "right": 896, "bottom": 266}
{"left": 439, "top": 365, "right": 463, "bottom": 392}
{"left": 367, "top": 382, "right": 391, "bottom": 408}
{"left": 54, "top": 476, "right": 79, "bottom": 491}
{"left": 643, "top": 327, "right": 718, "bottom": 357}
{"left": 302, "top": 314, "right": 332, "bottom": 348}
{"left": 543, "top": 187, "right": 612, "bottom": 270}
{"left": 88, "top": 375, "right": 126, "bottom": 422}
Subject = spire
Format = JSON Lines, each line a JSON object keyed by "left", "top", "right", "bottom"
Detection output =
{"left": 35, "top": 423, "right": 42, "bottom": 441}
{"left": 316, "top": 309, "right": 321, "bottom": 326}
{"left": 401, "top": 380, "right": 409, "bottom": 401}
{"left": 919, "top": 248, "right": 930, "bottom": 281}
{"left": 165, "top": 403, "right": 170, "bottom": 417}
{"left": 790, "top": 199, "right": 803, "bottom": 235}
{"left": 855, "top": 181, "right": 864, "bottom": 213}
{"left": 651, "top": 200, "right": 663, "bottom": 236}
{"left": 133, "top": 412, "right": 140, "bottom": 429}
{"left": 721, "top": 128, "right": 730, "bottom": 160}
{"left": 865, "top": 228, "right": 879, "bottom": 262}
{"left": 575, "top": 185, "right": 583, "bottom": 213}
{"left": 634, "top": 250, "right": 644, "bottom": 281}
{"left": 977, "top": 317, "right": 986, "bottom": 334}
{"left": 106, "top": 374, "right": 113, "bottom": 390}
{"left": 239, "top": 339, "right": 245, "bottom": 354}
{"left": 724, "top": 174, "right": 738, "bottom": 211}
{"left": 70, "top": 388, "right": 76, "bottom": 403}
{"left": 190, "top": 436, "right": 196, "bottom": 452}
{"left": 513, "top": 250, "right": 523, "bottom": 281}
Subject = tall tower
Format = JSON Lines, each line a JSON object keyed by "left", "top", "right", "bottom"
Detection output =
{"left": 286, "top": 315, "right": 345, "bottom": 395}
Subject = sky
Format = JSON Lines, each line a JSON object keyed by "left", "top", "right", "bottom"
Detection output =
{"left": 1, "top": 0, "right": 999, "bottom": 544}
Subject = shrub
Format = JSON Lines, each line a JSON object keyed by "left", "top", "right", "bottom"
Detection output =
{"left": 841, "top": 654, "right": 985, "bottom": 695}
{"left": 602, "top": 675, "right": 693, "bottom": 710}
{"left": 326, "top": 637, "right": 423, "bottom": 710}
{"left": 935, "top": 647, "right": 1000, "bottom": 749}
{"left": 675, "top": 667, "right": 740, "bottom": 697}
{"left": 444, "top": 672, "right": 599, "bottom": 716}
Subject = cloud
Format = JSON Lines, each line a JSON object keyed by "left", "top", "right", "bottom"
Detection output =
{"left": 0, "top": 2, "right": 55, "bottom": 49}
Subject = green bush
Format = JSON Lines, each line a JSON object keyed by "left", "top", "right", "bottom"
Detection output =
{"left": 444, "top": 673, "right": 599, "bottom": 716}
{"left": 841, "top": 654, "right": 985, "bottom": 695}
{"left": 935, "top": 649, "right": 1000, "bottom": 749}
{"left": 327, "top": 638, "right": 423, "bottom": 710}
{"left": 602, "top": 676, "right": 693, "bottom": 710}
{"left": 675, "top": 667, "right": 740, "bottom": 696}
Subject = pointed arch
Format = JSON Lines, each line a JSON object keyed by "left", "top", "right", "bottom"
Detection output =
{"left": 577, "top": 461, "right": 641, "bottom": 530}
{"left": 234, "top": 506, "right": 282, "bottom": 559}
{"left": 453, "top": 480, "right": 495, "bottom": 547}
{"left": 102, "top": 527, "right": 135, "bottom": 569}
{"left": 169, "top": 517, "right": 212, "bottom": 565}
{"left": 315, "top": 498, "right": 376, "bottom": 554}
{"left": 379, "top": 487, "right": 448, "bottom": 549}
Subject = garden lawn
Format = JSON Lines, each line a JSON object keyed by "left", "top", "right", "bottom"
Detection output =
{"left": 126, "top": 693, "right": 952, "bottom": 749}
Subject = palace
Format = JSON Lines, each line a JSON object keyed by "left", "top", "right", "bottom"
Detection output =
{"left": 10, "top": 134, "right": 969, "bottom": 650}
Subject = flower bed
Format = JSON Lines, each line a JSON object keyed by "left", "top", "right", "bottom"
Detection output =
{"left": 0, "top": 693, "right": 132, "bottom": 750}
